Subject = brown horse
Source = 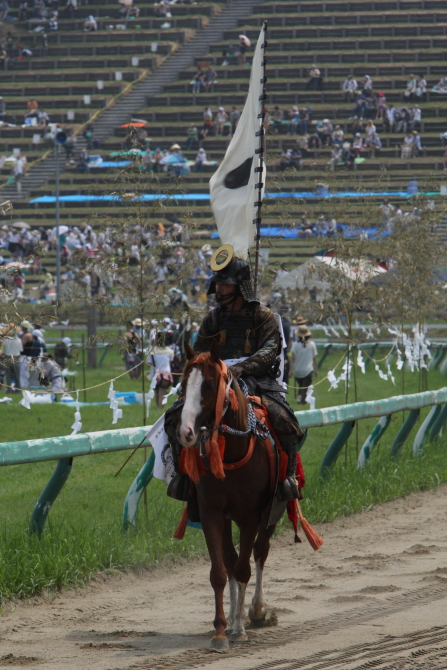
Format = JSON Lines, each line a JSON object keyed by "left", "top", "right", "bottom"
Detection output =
{"left": 178, "top": 339, "right": 278, "bottom": 651}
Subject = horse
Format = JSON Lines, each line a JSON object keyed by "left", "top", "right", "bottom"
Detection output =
{"left": 178, "top": 338, "right": 279, "bottom": 651}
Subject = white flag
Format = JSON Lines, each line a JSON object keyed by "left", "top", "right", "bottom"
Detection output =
{"left": 209, "top": 25, "right": 266, "bottom": 260}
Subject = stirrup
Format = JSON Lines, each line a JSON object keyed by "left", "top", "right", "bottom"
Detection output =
{"left": 167, "top": 473, "right": 190, "bottom": 501}
{"left": 275, "top": 477, "right": 299, "bottom": 502}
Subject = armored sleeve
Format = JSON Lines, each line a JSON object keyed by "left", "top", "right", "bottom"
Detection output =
{"left": 235, "top": 307, "right": 281, "bottom": 376}
{"left": 193, "top": 309, "right": 220, "bottom": 353}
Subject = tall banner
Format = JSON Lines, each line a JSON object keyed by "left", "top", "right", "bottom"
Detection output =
{"left": 209, "top": 27, "right": 266, "bottom": 260}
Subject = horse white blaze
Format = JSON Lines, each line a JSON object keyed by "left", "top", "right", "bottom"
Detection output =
{"left": 180, "top": 368, "right": 203, "bottom": 446}
{"left": 250, "top": 558, "right": 266, "bottom": 621}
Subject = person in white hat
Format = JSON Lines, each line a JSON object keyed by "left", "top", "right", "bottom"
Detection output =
{"left": 193, "top": 147, "right": 207, "bottom": 172}
{"left": 215, "top": 107, "right": 228, "bottom": 136}
{"left": 291, "top": 325, "right": 318, "bottom": 404}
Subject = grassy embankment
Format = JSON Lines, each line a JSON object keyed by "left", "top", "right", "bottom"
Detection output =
{"left": 1, "top": 337, "right": 446, "bottom": 602}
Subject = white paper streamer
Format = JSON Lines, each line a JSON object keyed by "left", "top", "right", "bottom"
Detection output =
{"left": 357, "top": 349, "right": 366, "bottom": 374}
{"left": 71, "top": 390, "right": 82, "bottom": 435}
{"left": 162, "top": 382, "right": 181, "bottom": 406}
{"left": 386, "top": 360, "right": 396, "bottom": 385}
{"left": 327, "top": 369, "right": 339, "bottom": 391}
{"left": 375, "top": 363, "right": 388, "bottom": 381}
{"left": 306, "top": 385, "right": 316, "bottom": 410}
{"left": 108, "top": 380, "right": 123, "bottom": 424}
{"left": 20, "top": 390, "right": 33, "bottom": 409}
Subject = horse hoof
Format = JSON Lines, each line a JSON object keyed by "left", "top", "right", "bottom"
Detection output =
{"left": 248, "top": 605, "right": 266, "bottom": 623}
{"left": 210, "top": 636, "right": 229, "bottom": 652}
{"left": 230, "top": 632, "right": 248, "bottom": 643}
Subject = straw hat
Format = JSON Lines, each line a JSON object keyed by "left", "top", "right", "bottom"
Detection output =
{"left": 298, "top": 325, "right": 311, "bottom": 338}
{"left": 296, "top": 316, "right": 307, "bottom": 325}
{"left": 170, "top": 143, "right": 181, "bottom": 150}
{"left": 132, "top": 318, "right": 143, "bottom": 326}
{"left": 21, "top": 320, "right": 33, "bottom": 330}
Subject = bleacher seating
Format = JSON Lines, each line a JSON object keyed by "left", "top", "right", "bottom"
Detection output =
{"left": 2, "top": 0, "right": 447, "bottom": 289}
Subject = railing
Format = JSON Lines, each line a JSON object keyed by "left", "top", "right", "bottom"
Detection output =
{"left": 1, "top": 386, "right": 447, "bottom": 536}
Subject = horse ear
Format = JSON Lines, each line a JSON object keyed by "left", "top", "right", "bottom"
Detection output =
{"left": 184, "top": 341, "right": 195, "bottom": 360}
{"left": 209, "top": 337, "right": 220, "bottom": 362}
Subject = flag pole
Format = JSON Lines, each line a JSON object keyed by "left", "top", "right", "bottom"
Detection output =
{"left": 253, "top": 20, "right": 268, "bottom": 298}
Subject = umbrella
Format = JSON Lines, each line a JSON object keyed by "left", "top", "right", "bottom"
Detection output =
{"left": 4, "top": 261, "right": 29, "bottom": 269}
{"left": 120, "top": 122, "right": 147, "bottom": 128}
{"left": 57, "top": 225, "right": 69, "bottom": 235}
{"left": 119, "top": 0, "right": 133, "bottom": 5}
{"left": 12, "top": 221, "right": 31, "bottom": 229}
{"left": 238, "top": 34, "right": 251, "bottom": 46}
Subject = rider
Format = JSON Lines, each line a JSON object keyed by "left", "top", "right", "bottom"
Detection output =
{"left": 165, "top": 255, "right": 304, "bottom": 502}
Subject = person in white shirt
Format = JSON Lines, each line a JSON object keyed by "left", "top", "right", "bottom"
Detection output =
{"left": 148, "top": 335, "right": 174, "bottom": 408}
{"left": 342, "top": 75, "right": 358, "bottom": 101}
{"left": 290, "top": 325, "right": 318, "bottom": 404}
{"left": 0, "top": 324, "right": 22, "bottom": 393}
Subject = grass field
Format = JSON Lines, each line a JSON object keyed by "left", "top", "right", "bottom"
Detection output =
{"left": 0, "top": 336, "right": 446, "bottom": 602}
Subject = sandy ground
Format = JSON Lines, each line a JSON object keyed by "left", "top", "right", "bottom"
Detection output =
{"left": 1, "top": 486, "right": 447, "bottom": 670}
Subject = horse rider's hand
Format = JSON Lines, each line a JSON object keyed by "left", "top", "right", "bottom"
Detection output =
{"left": 229, "top": 364, "right": 244, "bottom": 379}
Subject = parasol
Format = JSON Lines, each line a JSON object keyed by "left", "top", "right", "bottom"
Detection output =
{"left": 238, "top": 34, "right": 251, "bottom": 46}
{"left": 316, "top": 255, "right": 387, "bottom": 283}
{"left": 12, "top": 221, "right": 31, "bottom": 229}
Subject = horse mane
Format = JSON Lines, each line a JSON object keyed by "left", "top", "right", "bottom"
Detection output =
{"left": 230, "top": 377, "right": 248, "bottom": 431}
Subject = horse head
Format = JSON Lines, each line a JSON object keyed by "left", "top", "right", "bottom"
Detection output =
{"left": 178, "top": 338, "right": 222, "bottom": 448}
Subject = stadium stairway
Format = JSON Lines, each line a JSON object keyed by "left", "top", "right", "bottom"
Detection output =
{"left": 0, "top": 0, "right": 260, "bottom": 202}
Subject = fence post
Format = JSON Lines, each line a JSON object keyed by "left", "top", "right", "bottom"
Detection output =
{"left": 358, "top": 414, "right": 391, "bottom": 468}
{"left": 320, "top": 421, "right": 355, "bottom": 478}
{"left": 391, "top": 409, "right": 420, "bottom": 458}
{"left": 29, "top": 457, "right": 73, "bottom": 537}
{"left": 429, "top": 403, "right": 447, "bottom": 442}
{"left": 317, "top": 344, "right": 331, "bottom": 369}
{"left": 432, "top": 346, "right": 447, "bottom": 371}
{"left": 413, "top": 404, "right": 442, "bottom": 453}
{"left": 123, "top": 449, "right": 155, "bottom": 530}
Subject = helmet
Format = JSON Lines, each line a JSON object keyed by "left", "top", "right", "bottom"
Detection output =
{"left": 207, "top": 257, "right": 258, "bottom": 303}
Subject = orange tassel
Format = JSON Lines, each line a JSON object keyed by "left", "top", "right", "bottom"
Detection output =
{"left": 217, "top": 434, "right": 226, "bottom": 458}
{"left": 296, "top": 500, "right": 324, "bottom": 551}
{"left": 173, "top": 504, "right": 189, "bottom": 540}
{"left": 183, "top": 448, "right": 201, "bottom": 483}
{"left": 244, "top": 330, "right": 252, "bottom": 354}
{"left": 219, "top": 330, "right": 226, "bottom": 345}
{"left": 208, "top": 439, "right": 225, "bottom": 480}
{"left": 228, "top": 388, "right": 239, "bottom": 411}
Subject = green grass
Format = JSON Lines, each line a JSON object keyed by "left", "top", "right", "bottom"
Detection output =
{"left": 0, "top": 347, "right": 446, "bottom": 602}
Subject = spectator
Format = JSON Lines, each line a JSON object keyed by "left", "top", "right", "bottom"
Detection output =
{"left": 193, "top": 147, "right": 207, "bottom": 172}
{"left": 395, "top": 106, "right": 411, "bottom": 133}
{"left": 238, "top": 37, "right": 247, "bottom": 65}
{"left": 350, "top": 92, "right": 366, "bottom": 119}
{"left": 410, "top": 104, "right": 421, "bottom": 130}
{"left": 380, "top": 198, "right": 395, "bottom": 227}
{"left": 280, "top": 145, "right": 301, "bottom": 170}
{"left": 403, "top": 74, "right": 417, "bottom": 100}
{"left": 202, "top": 66, "right": 217, "bottom": 92}
{"left": 364, "top": 93, "right": 377, "bottom": 119}
{"left": 332, "top": 124, "right": 344, "bottom": 145}
{"left": 362, "top": 75, "right": 373, "bottom": 95}
{"left": 342, "top": 75, "right": 358, "bottom": 101}
{"left": 330, "top": 144, "right": 342, "bottom": 169}
{"left": 306, "top": 65, "right": 322, "bottom": 91}
{"left": 123, "top": 322, "right": 141, "bottom": 379}
{"left": 0, "top": 324, "right": 22, "bottom": 393}
{"left": 287, "top": 106, "right": 300, "bottom": 135}
{"left": 365, "top": 119, "right": 376, "bottom": 140}
{"left": 54, "top": 337, "right": 72, "bottom": 369}
{"left": 83, "top": 124, "right": 94, "bottom": 149}
{"left": 77, "top": 148, "right": 89, "bottom": 171}
{"left": 48, "top": 15, "right": 58, "bottom": 30}
{"left": 201, "top": 107, "right": 213, "bottom": 138}
{"left": 18, "top": 1, "right": 29, "bottom": 20}
{"left": 401, "top": 131, "right": 413, "bottom": 158}
{"left": 376, "top": 92, "right": 387, "bottom": 119}
{"left": 351, "top": 116, "right": 364, "bottom": 136}
{"left": 300, "top": 107, "right": 311, "bottom": 135}
{"left": 65, "top": 0, "right": 77, "bottom": 18}
{"left": 320, "top": 118, "right": 333, "bottom": 145}
{"left": 185, "top": 123, "right": 198, "bottom": 149}
{"left": 432, "top": 76, "right": 447, "bottom": 93}
{"left": 296, "top": 133, "right": 308, "bottom": 156}
{"left": 192, "top": 67, "right": 204, "bottom": 94}
{"left": 384, "top": 104, "right": 396, "bottom": 132}
{"left": 0, "top": 0, "right": 10, "bottom": 20}
{"left": 40, "top": 354, "right": 64, "bottom": 397}
{"left": 63, "top": 131, "right": 75, "bottom": 164}
{"left": 415, "top": 75, "right": 427, "bottom": 100}
{"left": 37, "top": 109, "right": 50, "bottom": 126}
{"left": 411, "top": 130, "right": 422, "bottom": 156}
{"left": 291, "top": 326, "right": 318, "bottom": 404}
{"left": 26, "top": 98, "right": 38, "bottom": 117}
{"left": 352, "top": 132, "right": 364, "bottom": 155}
{"left": 229, "top": 106, "right": 240, "bottom": 136}
{"left": 83, "top": 15, "right": 97, "bottom": 31}
{"left": 215, "top": 107, "right": 228, "bottom": 136}
{"left": 366, "top": 132, "right": 382, "bottom": 157}
{"left": 148, "top": 335, "right": 174, "bottom": 409}
{"left": 41, "top": 32, "right": 49, "bottom": 56}
{"left": 13, "top": 154, "right": 25, "bottom": 195}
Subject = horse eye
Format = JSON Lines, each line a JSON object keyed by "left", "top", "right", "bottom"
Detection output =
{"left": 205, "top": 380, "right": 215, "bottom": 390}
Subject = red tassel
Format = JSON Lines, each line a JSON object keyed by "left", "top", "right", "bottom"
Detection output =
{"left": 208, "top": 439, "right": 225, "bottom": 480}
{"left": 217, "top": 434, "right": 226, "bottom": 458}
{"left": 278, "top": 452, "right": 288, "bottom": 483}
{"left": 228, "top": 388, "right": 239, "bottom": 411}
{"left": 296, "top": 500, "right": 324, "bottom": 551}
{"left": 182, "top": 448, "right": 201, "bottom": 483}
{"left": 173, "top": 505, "right": 189, "bottom": 540}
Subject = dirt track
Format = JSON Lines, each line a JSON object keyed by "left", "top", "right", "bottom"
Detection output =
{"left": 1, "top": 485, "right": 447, "bottom": 670}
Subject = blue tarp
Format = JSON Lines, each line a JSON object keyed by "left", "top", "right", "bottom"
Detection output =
{"left": 90, "top": 161, "right": 132, "bottom": 168}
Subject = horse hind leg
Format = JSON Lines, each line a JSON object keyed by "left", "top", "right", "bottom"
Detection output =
{"left": 222, "top": 518, "right": 238, "bottom": 632}
{"left": 249, "top": 518, "right": 276, "bottom": 626}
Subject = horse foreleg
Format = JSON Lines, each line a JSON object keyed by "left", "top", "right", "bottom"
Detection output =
{"left": 222, "top": 518, "right": 238, "bottom": 632}
{"left": 231, "top": 522, "right": 259, "bottom": 643}
{"left": 201, "top": 512, "right": 229, "bottom": 651}
{"left": 249, "top": 518, "right": 276, "bottom": 624}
